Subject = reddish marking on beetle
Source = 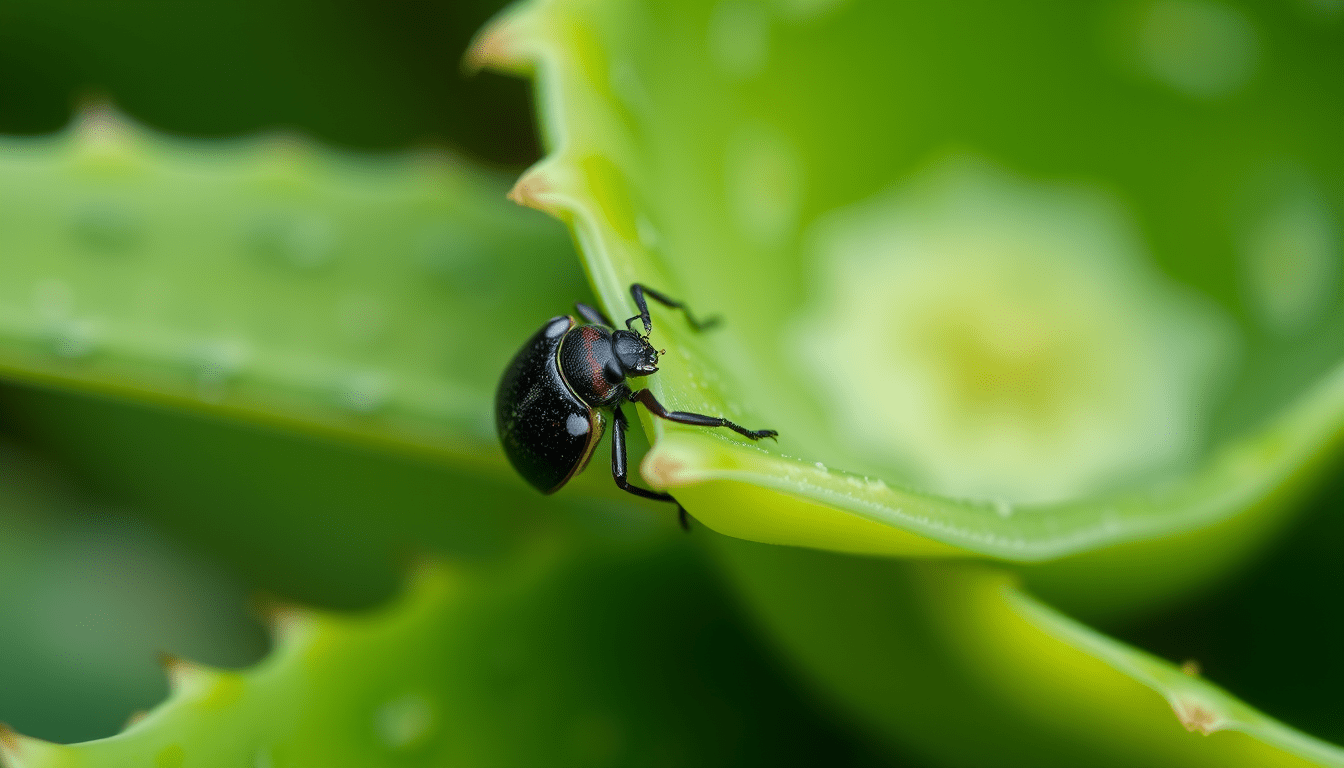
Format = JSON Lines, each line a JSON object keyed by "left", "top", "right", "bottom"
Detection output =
{"left": 581, "top": 326, "right": 610, "bottom": 399}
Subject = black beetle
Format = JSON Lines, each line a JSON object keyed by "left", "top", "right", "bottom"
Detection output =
{"left": 496, "top": 283, "right": 777, "bottom": 528}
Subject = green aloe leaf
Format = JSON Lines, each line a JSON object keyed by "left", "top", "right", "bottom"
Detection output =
{"left": 472, "top": 0, "right": 1344, "bottom": 596}
{"left": 0, "top": 107, "right": 579, "bottom": 470}
{"left": 714, "top": 536, "right": 1344, "bottom": 768}
{"left": 468, "top": 0, "right": 1344, "bottom": 762}
{"left": 0, "top": 111, "right": 691, "bottom": 607}
{"left": 2, "top": 540, "right": 868, "bottom": 768}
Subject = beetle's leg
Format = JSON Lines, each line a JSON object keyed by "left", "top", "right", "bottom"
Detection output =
{"left": 612, "top": 404, "right": 692, "bottom": 530}
{"left": 625, "top": 283, "right": 722, "bottom": 334}
{"left": 631, "top": 389, "right": 778, "bottom": 441}
{"left": 575, "top": 302, "right": 612, "bottom": 327}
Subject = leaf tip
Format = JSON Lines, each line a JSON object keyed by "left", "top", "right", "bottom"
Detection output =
{"left": 463, "top": 12, "right": 531, "bottom": 75}
{"left": 1171, "top": 694, "right": 1227, "bottom": 735}
{"left": 642, "top": 445, "right": 702, "bottom": 488}
{"left": 0, "top": 724, "right": 58, "bottom": 768}
{"left": 252, "top": 594, "right": 312, "bottom": 647}
{"left": 507, "top": 170, "right": 558, "bottom": 213}
{"left": 0, "top": 725, "right": 20, "bottom": 768}
{"left": 159, "top": 653, "right": 221, "bottom": 696}
{"left": 122, "top": 710, "right": 149, "bottom": 730}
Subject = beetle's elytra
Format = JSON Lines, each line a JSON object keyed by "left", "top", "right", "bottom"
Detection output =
{"left": 495, "top": 283, "right": 777, "bottom": 528}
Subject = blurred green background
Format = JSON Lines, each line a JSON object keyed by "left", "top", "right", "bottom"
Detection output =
{"left": 0, "top": 0, "right": 1340, "bottom": 765}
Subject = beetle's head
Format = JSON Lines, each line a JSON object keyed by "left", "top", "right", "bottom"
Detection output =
{"left": 612, "top": 329, "right": 661, "bottom": 377}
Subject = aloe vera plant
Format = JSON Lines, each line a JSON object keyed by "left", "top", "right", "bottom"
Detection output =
{"left": 1, "top": 0, "right": 1342, "bottom": 766}
{"left": 0, "top": 112, "right": 863, "bottom": 765}
{"left": 463, "top": 0, "right": 1344, "bottom": 764}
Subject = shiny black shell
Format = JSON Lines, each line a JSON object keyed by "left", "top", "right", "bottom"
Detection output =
{"left": 495, "top": 315, "right": 604, "bottom": 494}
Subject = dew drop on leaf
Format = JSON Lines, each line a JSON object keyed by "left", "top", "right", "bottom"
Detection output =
{"left": 374, "top": 693, "right": 437, "bottom": 750}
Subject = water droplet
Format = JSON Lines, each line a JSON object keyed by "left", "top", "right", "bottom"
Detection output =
{"left": 248, "top": 213, "right": 338, "bottom": 270}
{"left": 337, "top": 371, "right": 391, "bottom": 414}
{"left": 1238, "top": 167, "right": 1339, "bottom": 334}
{"left": 635, "top": 214, "right": 661, "bottom": 250}
{"left": 50, "top": 318, "right": 99, "bottom": 359}
{"left": 375, "top": 693, "right": 437, "bottom": 750}
{"left": 70, "top": 202, "right": 142, "bottom": 253}
{"left": 190, "top": 339, "right": 249, "bottom": 402}
{"left": 709, "top": 1, "right": 769, "bottom": 78}
{"left": 1135, "top": 1, "right": 1259, "bottom": 99}
{"left": 864, "top": 477, "right": 888, "bottom": 492}
{"left": 725, "top": 124, "right": 803, "bottom": 248}
{"left": 813, "top": 461, "right": 828, "bottom": 472}
{"left": 1102, "top": 509, "right": 1123, "bottom": 533}
{"left": 473, "top": 411, "right": 495, "bottom": 440}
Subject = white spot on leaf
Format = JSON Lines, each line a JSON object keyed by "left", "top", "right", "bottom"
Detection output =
{"left": 794, "top": 157, "right": 1236, "bottom": 504}
{"left": 338, "top": 371, "right": 391, "bottom": 414}
{"left": 1136, "top": 1, "right": 1259, "bottom": 99}
{"left": 190, "top": 338, "right": 249, "bottom": 402}
{"left": 1238, "top": 168, "right": 1340, "bottom": 334}
{"left": 375, "top": 693, "right": 437, "bottom": 750}
{"left": 710, "top": 1, "right": 770, "bottom": 78}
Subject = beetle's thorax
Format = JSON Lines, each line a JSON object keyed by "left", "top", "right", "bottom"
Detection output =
{"left": 558, "top": 324, "right": 636, "bottom": 408}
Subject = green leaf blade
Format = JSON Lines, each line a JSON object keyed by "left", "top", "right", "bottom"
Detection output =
{"left": 478, "top": 0, "right": 1344, "bottom": 585}
{"left": 0, "top": 108, "right": 582, "bottom": 468}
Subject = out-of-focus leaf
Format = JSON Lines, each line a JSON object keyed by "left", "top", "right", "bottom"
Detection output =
{"left": 0, "top": 0, "right": 537, "bottom": 164}
{"left": 0, "top": 441, "right": 266, "bottom": 743}
{"left": 0, "top": 381, "right": 674, "bottom": 609}
{"left": 2, "top": 540, "right": 879, "bottom": 768}
{"left": 714, "top": 535, "right": 1344, "bottom": 768}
